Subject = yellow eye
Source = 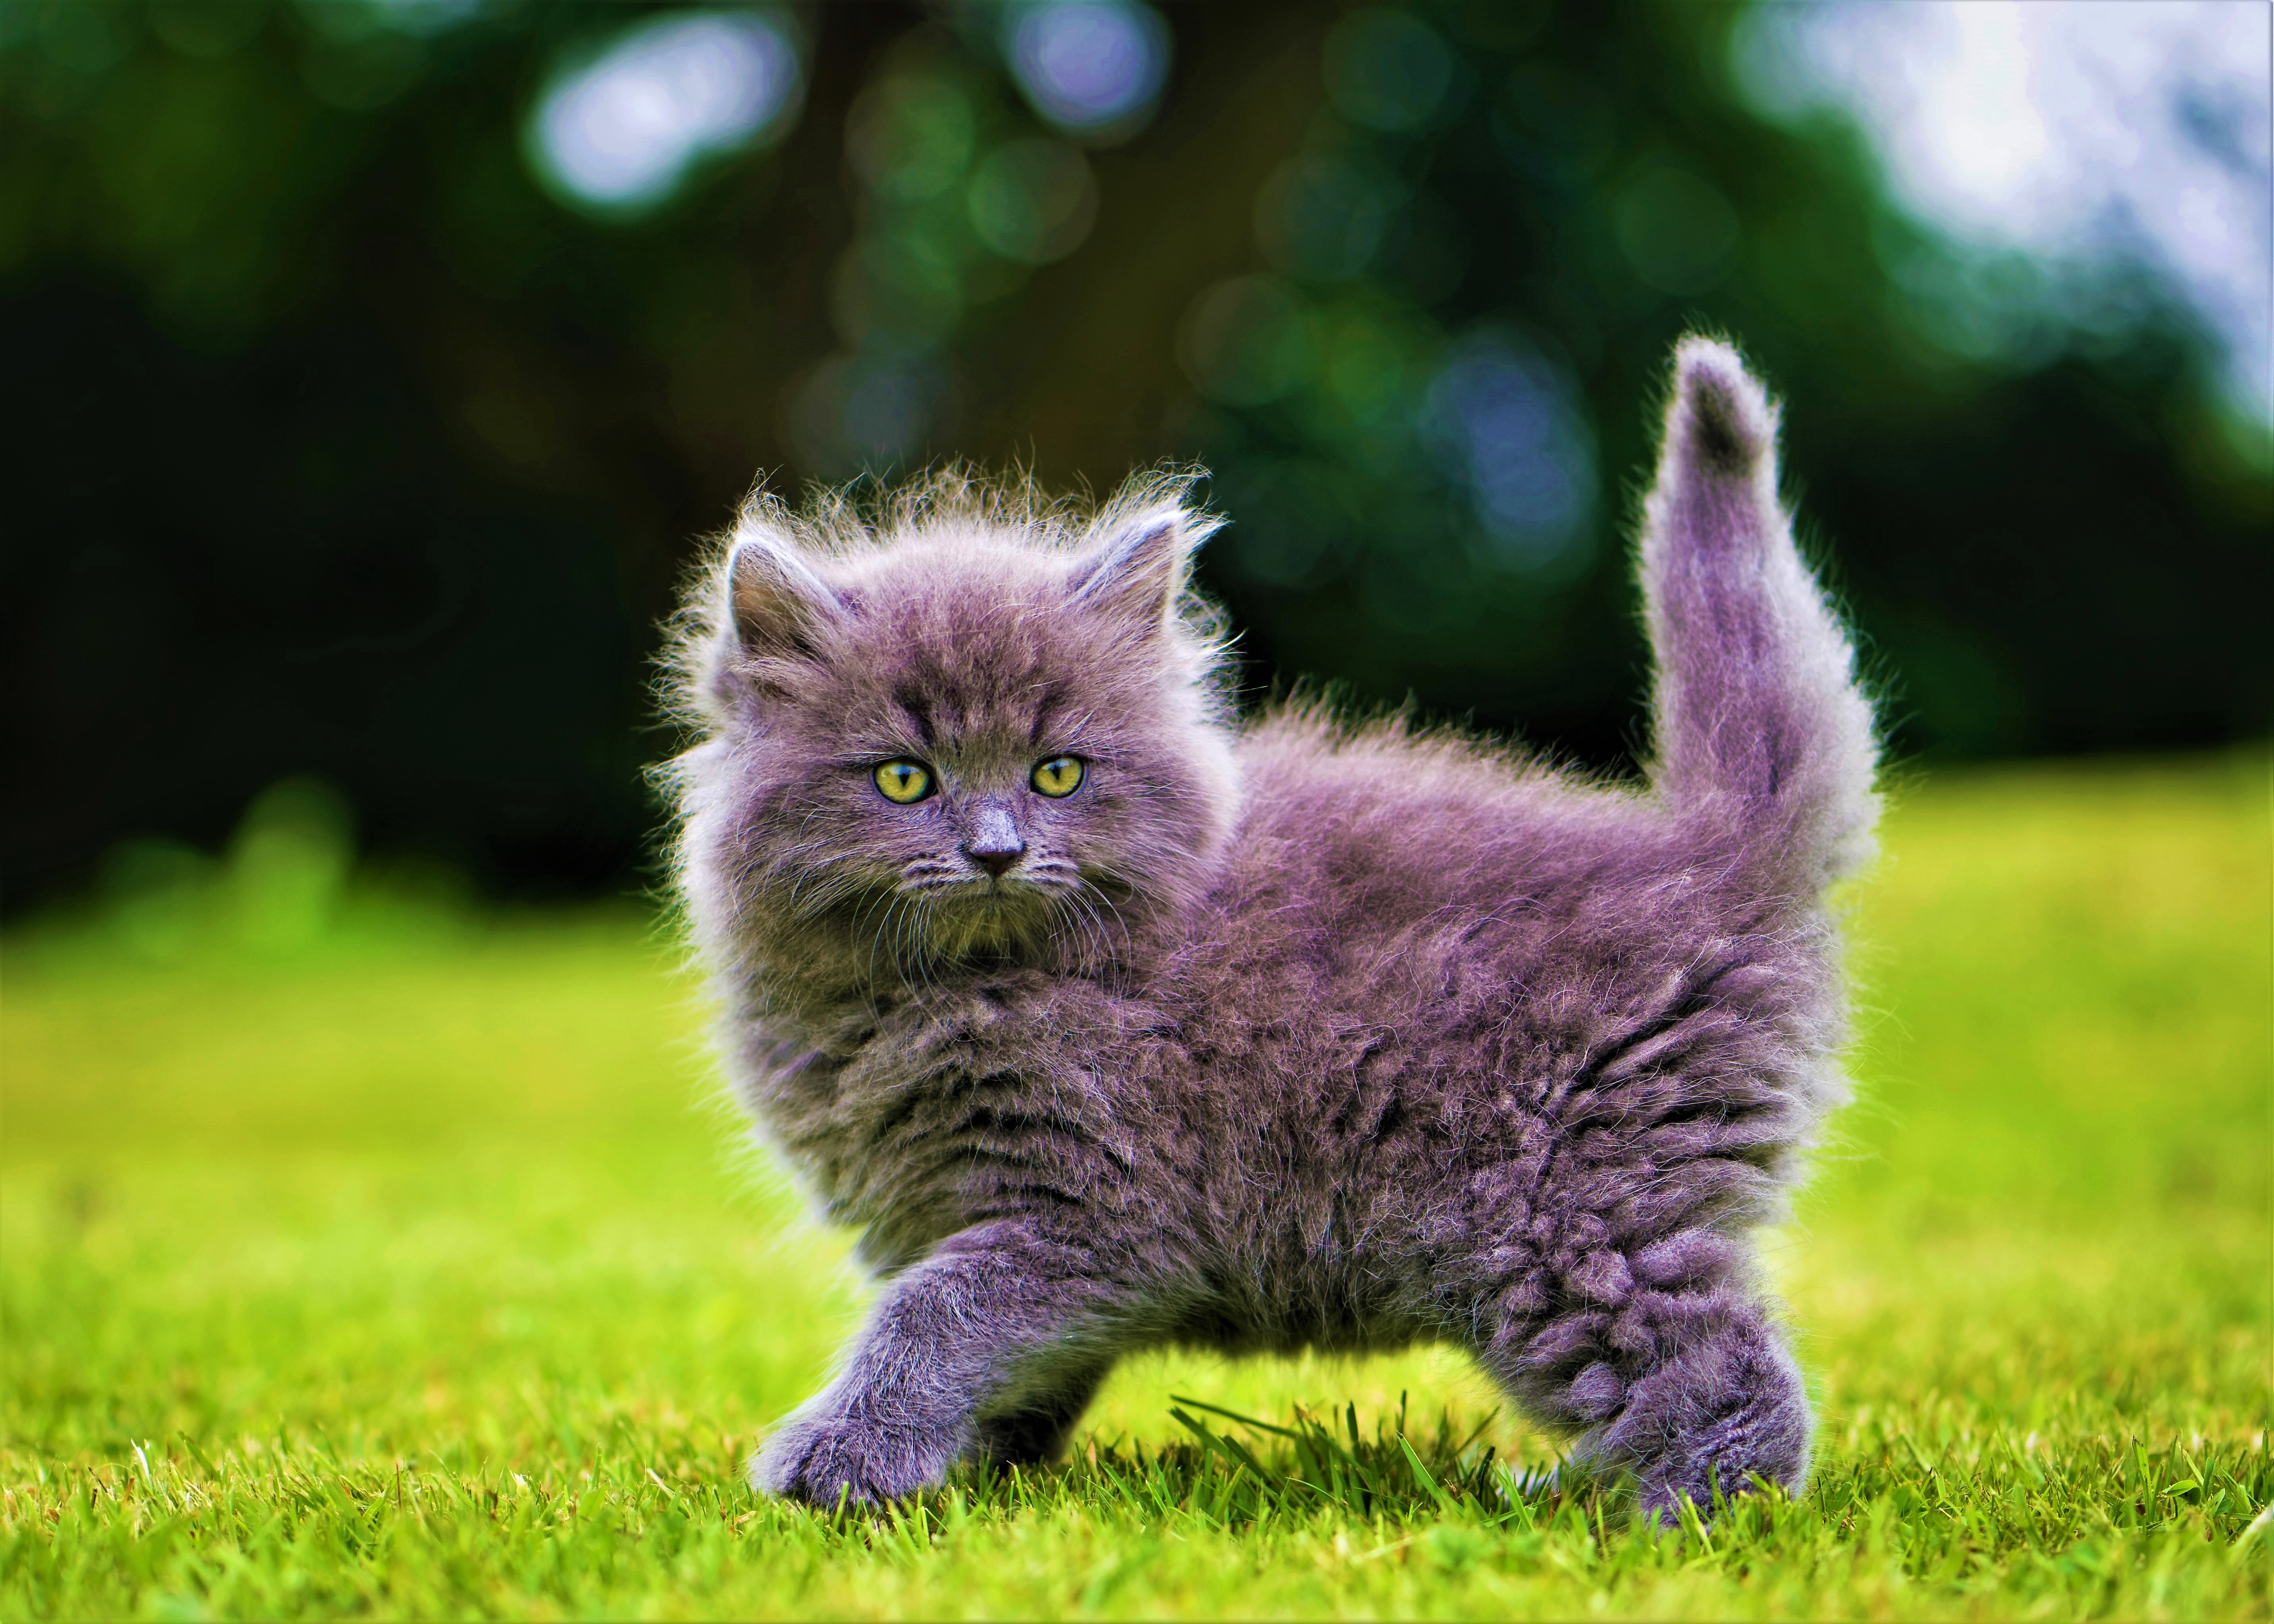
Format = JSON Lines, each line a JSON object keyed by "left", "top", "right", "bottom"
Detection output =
{"left": 873, "top": 760, "right": 933, "bottom": 804}
{"left": 1030, "top": 756, "right": 1084, "bottom": 798}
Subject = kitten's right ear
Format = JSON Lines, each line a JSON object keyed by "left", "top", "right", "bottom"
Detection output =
{"left": 1069, "top": 505, "right": 1195, "bottom": 643}
{"left": 725, "top": 531, "right": 843, "bottom": 666}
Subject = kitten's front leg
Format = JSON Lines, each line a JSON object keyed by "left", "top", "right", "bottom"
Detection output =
{"left": 753, "top": 1222, "right": 1115, "bottom": 1506}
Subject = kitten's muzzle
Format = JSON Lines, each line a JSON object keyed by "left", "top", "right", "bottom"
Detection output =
{"left": 962, "top": 802, "right": 1025, "bottom": 878}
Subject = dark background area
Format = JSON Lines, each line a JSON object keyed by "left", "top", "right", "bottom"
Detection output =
{"left": 4, "top": 0, "right": 2267, "bottom": 914}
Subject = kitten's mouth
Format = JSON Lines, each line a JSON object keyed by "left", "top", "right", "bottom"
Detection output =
{"left": 947, "top": 868, "right": 1029, "bottom": 895}
{"left": 894, "top": 874, "right": 1034, "bottom": 912}
{"left": 889, "top": 867, "right": 1067, "bottom": 942}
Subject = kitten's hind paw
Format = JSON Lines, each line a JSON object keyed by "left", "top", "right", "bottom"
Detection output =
{"left": 1589, "top": 1314, "right": 1813, "bottom": 1528}
{"left": 750, "top": 1407, "right": 955, "bottom": 1507}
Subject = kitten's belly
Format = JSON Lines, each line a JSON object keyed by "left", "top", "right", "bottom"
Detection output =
{"left": 1160, "top": 1251, "right": 1432, "bottom": 1359}
{"left": 1172, "top": 1316, "right": 1422, "bottom": 1361}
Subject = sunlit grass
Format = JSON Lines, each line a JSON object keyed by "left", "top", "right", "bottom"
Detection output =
{"left": 3, "top": 754, "right": 2268, "bottom": 1619}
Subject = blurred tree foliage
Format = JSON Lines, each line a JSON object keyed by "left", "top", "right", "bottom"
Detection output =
{"left": 3, "top": 0, "right": 2265, "bottom": 909}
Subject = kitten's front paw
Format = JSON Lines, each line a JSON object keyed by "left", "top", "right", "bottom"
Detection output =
{"left": 751, "top": 1407, "right": 953, "bottom": 1507}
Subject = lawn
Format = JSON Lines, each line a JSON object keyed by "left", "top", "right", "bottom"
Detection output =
{"left": 2, "top": 754, "right": 2268, "bottom": 1620}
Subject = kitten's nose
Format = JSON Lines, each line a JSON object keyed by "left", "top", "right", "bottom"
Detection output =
{"left": 963, "top": 805, "right": 1025, "bottom": 877}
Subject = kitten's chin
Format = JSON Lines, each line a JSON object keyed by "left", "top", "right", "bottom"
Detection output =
{"left": 914, "top": 884, "right": 1062, "bottom": 964}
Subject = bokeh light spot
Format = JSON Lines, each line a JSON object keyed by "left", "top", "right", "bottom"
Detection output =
{"left": 530, "top": 11, "right": 802, "bottom": 215}
{"left": 1323, "top": 8, "right": 1454, "bottom": 133}
{"left": 1255, "top": 154, "right": 1408, "bottom": 282}
{"left": 829, "top": 236, "right": 965, "bottom": 348}
{"left": 847, "top": 74, "right": 977, "bottom": 203}
{"left": 301, "top": 32, "right": 426, "bottom": 112}
{"left": 1003, "top": 0, "right": 1171, "bottom": 139}
{"left": 149, "top": 0, "right": 269, "bottom": 59}
{"left": 1424, "top": 332, "right": 1596, "bottom": 578}
{"left": 1313, "top": 308, "right": 1428, "bottom": 430}
{"left": 967, "top": 140, "right": 1098, "bottom": 264}
{"left": 1493, "top": 62, "right": 1617, "bottom": 174}
{"left": 1176, "top": 276, "right": 1315, "bottom": 408}
{"left": 1736, "top": 0, "right": 2270, "bottom": 416}
{"left": 1613, "top": 167, "right": 1742, "bottom": 296}
{"left": 297, "top": 0, "right": 483, "bottom": 39}
{"left": 786, "top": 353, "right": 947, "bottom": 473}
{"left": 1226, "top": 460, "right": 1362, "bottom": 589}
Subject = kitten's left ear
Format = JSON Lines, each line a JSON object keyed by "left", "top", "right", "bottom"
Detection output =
{"left": 1071, "top": 505, "right": 1199, "bottom": 640}
{"left": 726, "top": 528, "right": 844, "bottom": 665}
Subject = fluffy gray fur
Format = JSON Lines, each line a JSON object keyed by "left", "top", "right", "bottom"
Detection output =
{"left": 662, "top": 337, "right": 1878, "bottom": 1521}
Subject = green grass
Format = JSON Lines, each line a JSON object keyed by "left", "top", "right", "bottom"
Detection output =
{"left": 3, "top": 754, "right": 2269, "bottom": 1620}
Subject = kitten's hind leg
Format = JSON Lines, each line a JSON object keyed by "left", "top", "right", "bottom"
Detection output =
{"left": 752, "top": 1222, "right": 1119, "bottom": 1506}
{"left": 1573, "top": 1293, "right": 1811, "bottom": 1523}
{"left": 1478, "top": 1280, "right": 1811, "bottom": 1525}
{"left": 972, "top": 1358, "right": 1112, "bottom": 1469}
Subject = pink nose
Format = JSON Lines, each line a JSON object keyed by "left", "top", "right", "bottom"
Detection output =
{"left": 969, "top": 844, "right": 1022, "bottom": 877}
{"left": 964, "top": 803, "right": 1024, "bottom": 877}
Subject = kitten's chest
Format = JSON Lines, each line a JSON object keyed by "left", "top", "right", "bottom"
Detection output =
{"left": 763, "top": 978, "right": 1162, "bottom": 1225}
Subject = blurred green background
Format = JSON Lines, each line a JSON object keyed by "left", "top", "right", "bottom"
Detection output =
{"left": 3, "top": 0, "right": 2267, "bottom": 911}
{"left": 4, "top": 8, "right": 2270, "bottom": 1612}
{"left": 4, "top": 755, "right": 2266, "bottom": 1616}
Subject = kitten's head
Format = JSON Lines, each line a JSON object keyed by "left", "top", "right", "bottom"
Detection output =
{"left": 671, "top": 472, "right": 1240, "bottom": 976}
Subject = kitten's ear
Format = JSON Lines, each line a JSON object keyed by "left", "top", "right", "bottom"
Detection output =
{"left": 1071, "top": 506, "right": 1197, "bottom": 640}
{"left": 726, "top": 529, "right": 843, "bottom": 665}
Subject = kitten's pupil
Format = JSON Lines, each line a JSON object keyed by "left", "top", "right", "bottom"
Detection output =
{"left": 874, "top": 760, "right": 932, "bottom": 803}
{"left": 1030, "top": 757, "right": 1084, "bottom": 798}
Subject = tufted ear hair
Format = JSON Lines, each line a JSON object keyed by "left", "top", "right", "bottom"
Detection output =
{"left": 726, "top": 528, "right": 844, "bottom": 665}
{"left": 1069, "top": 504, "right": 1199, "bottom": 642}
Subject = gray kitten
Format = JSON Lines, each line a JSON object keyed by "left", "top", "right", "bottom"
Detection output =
{"left": 665, "top": 338, "right": 1877, "bottom": 1520}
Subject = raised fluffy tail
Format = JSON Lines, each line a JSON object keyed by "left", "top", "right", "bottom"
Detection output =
{"left": 1639, "top": 338, "right": 1877, "bottom": 893}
